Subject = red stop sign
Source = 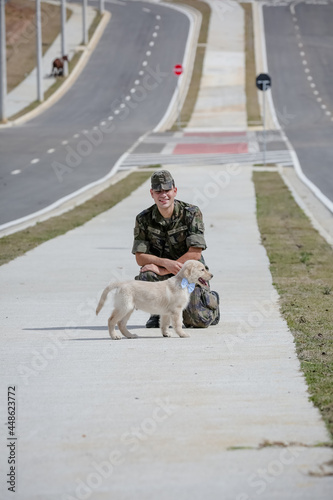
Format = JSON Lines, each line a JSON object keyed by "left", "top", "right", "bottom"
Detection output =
{"left": 173, "top": 64, "right": 183, "bottom": 76}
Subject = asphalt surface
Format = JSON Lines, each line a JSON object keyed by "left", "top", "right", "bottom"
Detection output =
{"left": 263, "top": 1, "right": 333, "bottom": 203}
{"left": 0, "top": 1, "right": 189, "bottom": 225}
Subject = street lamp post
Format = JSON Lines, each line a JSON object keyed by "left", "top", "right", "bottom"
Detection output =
{"left": 61, "top": 0, "right": 68, "bottom": 76}
{"left": 36, "top": 0, "right": 44, "bottom": 102}
{"left": 0, "top": 0, "right": 7, "bottom": 122}
{"left": 83, "top": 0, "right": 88, "bottom": 45}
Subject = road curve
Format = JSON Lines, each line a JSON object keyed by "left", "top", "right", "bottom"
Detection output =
{"left": 263, "top": 1, "right": 333, "bottom": 204}
{"left": 0, "top": 1, "right": 190, "bottom": 225}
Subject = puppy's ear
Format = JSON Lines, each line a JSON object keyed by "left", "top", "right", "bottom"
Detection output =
{"left": 182, "top": 262, "right": 191, "bottom": 279}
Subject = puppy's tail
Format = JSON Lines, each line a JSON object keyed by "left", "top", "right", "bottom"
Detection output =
{"left": 96, "top": 283, "right": 118, "bottom": 315}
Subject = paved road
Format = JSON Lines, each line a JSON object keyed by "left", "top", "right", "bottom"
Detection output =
{"left": 263, "top": 0, "right": 333, "bottom": 203}
{"left": 0, "top": 1, "right": 189, "bottom": 225}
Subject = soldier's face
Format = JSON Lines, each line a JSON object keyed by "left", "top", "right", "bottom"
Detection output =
{"left": 150, "top": 187, "right": 177, "bottom": 212}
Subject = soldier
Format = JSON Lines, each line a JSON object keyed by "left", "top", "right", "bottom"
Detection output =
{"left": 132, "top": 170, "right": 220, "bottom": 328}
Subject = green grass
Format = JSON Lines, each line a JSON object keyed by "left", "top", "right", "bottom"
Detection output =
{"left": 0, "top": 171, "right": 151, "bottom": 267}
{"left": 253, "top": 171, "right": 333, "bottom": 439}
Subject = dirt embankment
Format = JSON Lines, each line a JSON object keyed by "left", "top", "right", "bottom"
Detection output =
{"left": 5, "top": 0, "right": 67, "bottom": 92}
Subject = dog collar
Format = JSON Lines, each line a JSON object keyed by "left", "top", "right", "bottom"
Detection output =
{"left": 181, "top": 278, "right": 195, "bottom": 293}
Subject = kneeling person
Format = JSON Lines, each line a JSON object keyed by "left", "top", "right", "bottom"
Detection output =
{"left": 132, "top": 170, "right": 220, "bottom": 328}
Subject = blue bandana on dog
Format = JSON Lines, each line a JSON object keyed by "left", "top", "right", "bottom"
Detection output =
{"left": 181, "top": 278, "right": 195, "bottom": 293}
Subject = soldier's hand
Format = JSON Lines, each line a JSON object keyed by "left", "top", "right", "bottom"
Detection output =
{"left": 141, "top": 264, "right": 161, "bottom": 274}
{"left": 164, "top": 260, "right": 183, "bottom": 275}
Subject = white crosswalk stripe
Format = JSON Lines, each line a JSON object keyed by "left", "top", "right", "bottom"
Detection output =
{"left": 120, "top": 150, "right": 293, "bottom": 168}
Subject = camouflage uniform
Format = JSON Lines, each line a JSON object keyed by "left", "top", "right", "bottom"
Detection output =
{"left": 132, "top": 197, "right": 220, "bottom": 328}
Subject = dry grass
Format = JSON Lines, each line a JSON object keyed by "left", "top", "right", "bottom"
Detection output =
{"left": 0, "top": 171, "right": 151, "bottom": 267}
{"left": 241, "top": 3, "right": 262, "bottom": 126}
{"left": 254, "top": 171, "right": 333, "bottom": 439}
{"left": 5, "top": 0, "right": 71, "bottom": 93}
{"left": 166, "top": 0, "right": 211, "bottom": 130}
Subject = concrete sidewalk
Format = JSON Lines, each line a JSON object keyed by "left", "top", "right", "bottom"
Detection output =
{"left": 0, "top": 0, "right": 333, "bottom": 499}
{"left": 6, "top": 1, "right": 96, "bottom": 118}
{"left": 0, "top": 165, "right": 332, "bottom": 499}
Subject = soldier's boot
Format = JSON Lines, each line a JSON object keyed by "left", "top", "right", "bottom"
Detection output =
{"left": 210, "top": 291, "right": 220, "bottom": 326}
{"left": 146, "top": 315, "right": 160, "bottom": 328}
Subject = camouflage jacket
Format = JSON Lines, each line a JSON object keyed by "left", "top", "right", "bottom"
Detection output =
{"left": 131, "top": 199, "right": 207, "bottom": 260}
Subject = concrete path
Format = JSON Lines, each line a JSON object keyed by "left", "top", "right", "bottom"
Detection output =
{"left": 6, "top": 1, "right": 96, "bottom": 118}
{"left": 187, "top": 0, "right": 247, "bottom": 130}
{"left": 0, "top": 165, "right": 332, "bottom": 499}
{"left": 1, "top": 1, "right": 333, "bottom": 499}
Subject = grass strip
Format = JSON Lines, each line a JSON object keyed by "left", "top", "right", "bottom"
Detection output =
{"left": 166, "top": 0, "right": 211, "bottom": 130}
{"left": 0, "top": 171, "right": 151, "bottom": 267}
{"left": 253, "top": 171, "right": 333, "bottom": 439}
{"left": 241, "top": 3, "right": 262, "bottom": 126}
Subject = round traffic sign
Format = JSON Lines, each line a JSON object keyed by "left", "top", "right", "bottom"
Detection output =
{"left": 173, "top": 64, "right": 183, "bottom": 76}
{"left": 256, "top": 73, "right": 272, "bottom": 91}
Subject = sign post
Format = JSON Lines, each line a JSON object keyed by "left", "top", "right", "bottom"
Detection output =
{"left": 256, "top": 73, "right": 272, "bottom": 167}
{"left": 173, "top": 64, "right": 183, "bottom": 130}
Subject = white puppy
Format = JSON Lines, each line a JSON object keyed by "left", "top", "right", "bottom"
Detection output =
{"left": 96, "top": 260, "right": 213, "bottom": 340}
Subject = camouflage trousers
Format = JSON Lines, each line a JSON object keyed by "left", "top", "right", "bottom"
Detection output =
{"left": 135, "top": 271, "right": 220, "bottom": 328}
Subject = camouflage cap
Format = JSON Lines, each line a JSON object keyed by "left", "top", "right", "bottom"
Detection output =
{"left": 151, "top": 170, "right": 174, "bottom": 191}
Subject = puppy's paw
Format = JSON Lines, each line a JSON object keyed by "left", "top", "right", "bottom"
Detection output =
{"left": 178, "top": 330, "right": 190, "bottom": 338}
{"left": 128, "top": 333, "right": 138, "bottom": 339}
{"left": 162, "top": 331, "right": 172, "bottom": 337}
{"left": 111, "top": 333, "right": 122, "bottom": 340}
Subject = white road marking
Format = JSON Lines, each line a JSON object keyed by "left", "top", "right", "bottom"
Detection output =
{"left": 108, "top": 116, "right": 114, "bottom": 120}
{"left": 120, "top": 103, "right": 125, "bottom": 108}
{"left": 304, "top": 68, "right": 310, "bottom": 73}
{"left": 321, "top": 104, "right": 327, "bottom": 109}
{"left": 155, "top": 25, "right": 160, "bottom": 29}
{"left": 156, "top": 15, "right": 161, "bottom": 20}
{"left": 114, "top": 109, "right": 120, "bottom": 114}
{"left": 302, "top": 60, "right": 307, "bottom": 65}
{"left": 11, "top": 170, "right": 21, "bottom": 175}
{"left": 62, "top": 140, "right": 68, "bottom": 145}
{"left": 100, "top": 121, "right": 106, "bottom": 126}
{"left": 130, "top": 88, "right": 136, "bottom": 93}
{"left": 135, "top": 80, "right": 140, "bottom": 85}
{"left": 146, "top": 51, "right": 151, "bottom": 56}
{"left": 142, "top": 61, "right": 148, "bottom": 67}
{"left": 139, "top": 70, "right": 144, "bottom": 76}
{"left": 313, "top": 90, "right": 319, "bottom": 95}
{"left": 310, "top": 83, "right": 316, "bottom": 88}
{"left": 300, "top": 51, "right": 305, "bottom": 56}
{"left": 326, "top": 111, "right": 331, "bottom": 116}
{"left": 298, "top": 43, "right": 303, "bottom": 48}
{"left": 73, "top": 133, "right": 80, "bottom": 138}
{"left": 31, "top": 158, "right": 40, "bottom": 164}
{"left": 143, "top": 7, "right": 150, "bottom": 12}
{"left": 152, "top": 32, "right": 158, "bottom": 38}
{"left": 149, "top": 41, "right": 154, "bottom": 47}
{"left": 317, "top": 97, "right": 322, "bottom": 102}
{"left": 307, "top": 75, "right": 313, "bottom": 80}
{"left": 47, "top": 148, "right": 55, "bottom": 154}
{"left": 125, "top": 96, "right": 131, "bottom": 101}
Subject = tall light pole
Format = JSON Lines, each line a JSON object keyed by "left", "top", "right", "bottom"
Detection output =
{"left": 83, "top": 0, "right": 88, "bottom": 45}
{"left": 36, "top": 0, "right": 44, "bottom": 102}
{"left": 0, "top": 0, "right": 7, "bottom": 122}
{"left": 99, "top": 0, "right": 104, "bottom": 13}
{"left": 61, "top": 0, "right": 68, "bottom": 76}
